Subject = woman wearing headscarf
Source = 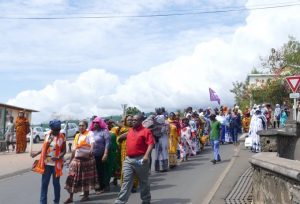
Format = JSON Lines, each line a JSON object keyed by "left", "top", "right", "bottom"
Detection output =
{"left": 153, "top": 114, "right": 169, "bottom": 172}
{"left": 179, "top": 118, "right": 196, "bottom": 162}
{"left": 15, "top": 111, "right": 30, "bottom": 153}
{"left": 273, "top": 104, "right": 281, "bottom": 128}
{"left": 249, "top": 110, "right": 264, "bottom": 153}
{"left": 31, "top": 119, "right": 66, "bottom": 204}
{"left": 117, "top": 115, "right": 139, "bottom": 192}
{"left": 106, "top": 120, "right": 120, "bottom": 186}
{"left": 64, "top": 120, "right": 97, "bottom": 203}
{"left": 242, "top": 111, "right": 251, "bottom": 133}
{"left": 90, "top": 116, "right": 111, "bottom": 194}
{"left": 168, "top": 112, "right": 180, "bottom": 168}
{"left": 280, "top": 108, "right": 288, "bottom": 128}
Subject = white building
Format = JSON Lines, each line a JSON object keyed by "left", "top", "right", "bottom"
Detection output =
{"left": 247, "top": 74, "right": 276, "bottom": 87}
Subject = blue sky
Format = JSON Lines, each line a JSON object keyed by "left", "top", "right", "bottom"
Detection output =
{"left": 1, "top": 0, "right": 300, "bottom": 122}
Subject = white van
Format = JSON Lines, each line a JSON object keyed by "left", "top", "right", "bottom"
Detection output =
{"left": 26, "top": 126, "right": 45, "bottom": 143}
{"left": 60, "top": 122, "right": 79, "bottom": 138}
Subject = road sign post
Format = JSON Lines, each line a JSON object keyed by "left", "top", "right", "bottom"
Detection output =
{"left": 286, "top": 76, "right": 300, "bottom": 121}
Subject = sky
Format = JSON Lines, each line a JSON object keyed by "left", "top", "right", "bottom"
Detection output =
{"left": 1, "top": 0, "right": 300, "bottom": 123}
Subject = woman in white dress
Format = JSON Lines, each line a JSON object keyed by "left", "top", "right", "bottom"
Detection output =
{"left": 248, "top": 110, "right": 264, "bottom": 153}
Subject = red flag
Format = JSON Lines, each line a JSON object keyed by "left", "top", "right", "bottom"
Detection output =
{"left": 209, "top": 88, "right": 220, "bottom": 105}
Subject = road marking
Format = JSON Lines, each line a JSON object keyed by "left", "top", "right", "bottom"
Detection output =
{"left": 201, "top": 145, "right": 241, "bottom": 204}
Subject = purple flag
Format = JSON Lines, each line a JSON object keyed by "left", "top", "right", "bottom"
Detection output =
{"left": 209, "top": 88, "right": 220, "bottom": 105}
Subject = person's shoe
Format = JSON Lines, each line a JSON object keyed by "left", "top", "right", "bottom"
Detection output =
{"left": 63, "top": 198, "right": 73, "bottom": 204}
{"left": 217, "top": 158, "right": 221, "bottom": 162}
{"left": 211, "top": 159, "right": 216, "bottom": 164}
{"left": 80, "top": 196, "right": 90, "bottom": 202}
{"left": 113, "top": 178, "right": 118, "bottom": 186}
{"left": 95, "top": 190, "right": 104, "bottom": 195}
{"left": 131, "top": 187, "right": 137, "bottom": 193}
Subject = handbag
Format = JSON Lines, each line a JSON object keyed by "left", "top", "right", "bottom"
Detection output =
{"left": 74, "top": 148, "right": 90, "bottom": 158}
{"left": 245, "top": 137, "right": 253, "bottom": 147}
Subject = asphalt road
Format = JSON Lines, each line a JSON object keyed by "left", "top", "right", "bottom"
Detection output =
{"left": 0, "top": 144, "right": 236, "bottom": 204}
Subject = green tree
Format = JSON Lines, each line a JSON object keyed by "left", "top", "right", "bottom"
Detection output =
{"left": 231, "top": 37, "right": 300, "bottom": 108}
{"left": 126, "top": 106, "right": 141, "bottom": 115}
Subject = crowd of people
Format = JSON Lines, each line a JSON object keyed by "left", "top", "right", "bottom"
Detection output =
{"left": 5, "top": 103, "right": 291, "bottom": 204}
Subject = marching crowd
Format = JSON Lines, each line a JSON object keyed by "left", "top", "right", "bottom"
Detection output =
{"left": 5, "top": 103, "right": 290, "bottom": 204}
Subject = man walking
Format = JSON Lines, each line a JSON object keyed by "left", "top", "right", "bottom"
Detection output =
{"left": 5, "top": 116, "right": 15, "bottom": 152}
{"left": 209, "top": 114, "right": 222, "bottom": 164}
{"left": 115, "top": 114, "right": 155, "bottom": 204}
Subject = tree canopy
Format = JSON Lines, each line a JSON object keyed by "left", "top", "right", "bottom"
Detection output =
{"left": 126, "top": 106, "right": 141, "bottom": 115}
{"left": 231, "top": 37, "right": 300, "bottom": 110}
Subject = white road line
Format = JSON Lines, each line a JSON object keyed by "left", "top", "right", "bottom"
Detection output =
{"left": 201, "top": 145, "right": 241, "bottom": 204}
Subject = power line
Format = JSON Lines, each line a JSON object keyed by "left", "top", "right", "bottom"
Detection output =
{"left": 0, "top": 2, "right": 300, "bottom": 20}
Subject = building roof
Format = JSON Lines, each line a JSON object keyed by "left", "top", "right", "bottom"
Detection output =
{"left": 248, "top": 73, "right": 276, "bottom": 77}
{"left": 0, "top": 103, "right": 39, "bottom": 112}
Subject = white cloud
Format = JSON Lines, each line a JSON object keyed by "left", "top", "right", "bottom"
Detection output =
{"left": 6, "top": 0, "right": 300, "bottom": 123}
{"left": 8, "top": 69, "right": 121, "bottom": 122}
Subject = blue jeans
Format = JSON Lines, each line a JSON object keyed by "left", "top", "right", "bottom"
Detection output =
{"left": 210, "top": 140, "right": 221, "bottom": 161}
{"left": 40, "top": 165, "right": 60, "bottom": 204}
{"left": 231, "top": 127, "right": 239, "bottom": 143}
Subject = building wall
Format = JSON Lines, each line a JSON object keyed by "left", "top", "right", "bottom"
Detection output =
{"left": 0, "top": 108, "right": 32, "bottom": 140}
{"left": 248, "top": 74, "right": 275, "bottom": 87}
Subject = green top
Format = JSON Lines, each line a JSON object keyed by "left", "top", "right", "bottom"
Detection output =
{"left": 210, "top": 120, "right": 221, "bottom": 140}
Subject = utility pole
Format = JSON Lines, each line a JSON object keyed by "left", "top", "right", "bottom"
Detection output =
{"left": 121, "top": 104, "right": 128, "bottom": 117}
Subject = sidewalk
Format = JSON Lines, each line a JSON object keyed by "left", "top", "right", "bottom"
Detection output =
{"left": 0, "top": 143, "right": 42, "bottom": 180}
{"left": 0, "top": 142, "right": 72, "bottom": 180}
{"left": 209, "top": 133, "right": 253, "bottom": 204}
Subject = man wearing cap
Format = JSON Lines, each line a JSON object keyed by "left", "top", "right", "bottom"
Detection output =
{"left": 32, "top": 119, "right": 66, "bottom": 204}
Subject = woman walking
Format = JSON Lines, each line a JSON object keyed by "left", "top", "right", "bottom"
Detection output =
{"left": 168, "top": 112, "right": 180, "bottom": 168}
{"left": 64, "top": 120, "right": 97, "bottom": 203}
{"left": 90, "top": 116, "right": 111, "bottom": 194}
{"left": 179, "top": 118, "right": 196, "bottom": 162}
{"left": 106, "top": 120, "right": 121, "bottom": 186}
{"left": 280, "top": 108, "right": 288, "bottom": 128}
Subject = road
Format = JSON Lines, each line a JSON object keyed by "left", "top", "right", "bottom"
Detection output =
{"left": 0, "top": 144, "right": 237, "bottom": 204}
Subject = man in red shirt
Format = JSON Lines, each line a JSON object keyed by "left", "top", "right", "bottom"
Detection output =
{"left": 115, "top": 114, "right": 155, "bottom": 204}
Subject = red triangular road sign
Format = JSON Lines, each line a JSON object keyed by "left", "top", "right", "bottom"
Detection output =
{"left": 286, "top": 75, "right": 300, "bottom": 92}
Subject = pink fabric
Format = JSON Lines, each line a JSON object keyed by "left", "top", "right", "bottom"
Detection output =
{"left": 89, "top": 116, "right": 108, "bottom": 130}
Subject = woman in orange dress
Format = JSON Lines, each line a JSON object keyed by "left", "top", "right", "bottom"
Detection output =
{"left": 15, "top": 111, "right": 30, "bottom": 153}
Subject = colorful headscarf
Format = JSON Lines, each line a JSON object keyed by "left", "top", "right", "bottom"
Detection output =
{"left": 49, "top": 119, "right": 61, "bottom": 130}
{"left": 89, "top": 116, "right": 108, "bottom": 131}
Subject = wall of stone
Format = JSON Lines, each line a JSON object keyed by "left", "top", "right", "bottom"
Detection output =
{"left": 252, "top": 165, "right": 300, "bottom": 204}
{"left": 260, "top": 135, "right": 277, "bottom": 152}
{"left": 277, "top": 135, "right": 298, "bottom": 160}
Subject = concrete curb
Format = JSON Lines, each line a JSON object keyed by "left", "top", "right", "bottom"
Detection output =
{"left": 0, "top": 155, "right": 72, "bottom": 181}
{"left": 0, "top": 168, "right": 31, "bottom": 181}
